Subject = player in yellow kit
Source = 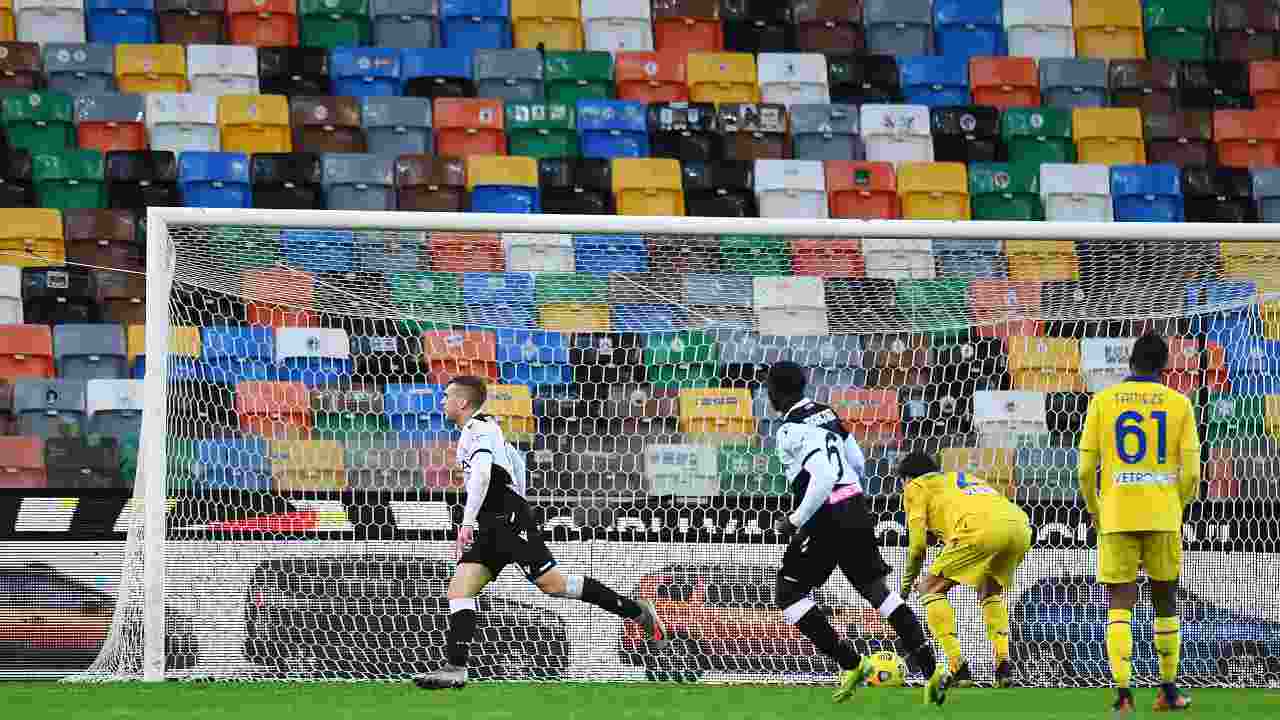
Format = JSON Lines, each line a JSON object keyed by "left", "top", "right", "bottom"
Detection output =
{"left": 896, "top": 451, "right": 1032, "bottom": 690}
{"left": 1078, "top": 333, "right": 1200, "bottom": 714}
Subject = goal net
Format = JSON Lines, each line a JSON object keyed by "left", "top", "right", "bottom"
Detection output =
{"left": 69, "top": 209, "right": 1280, "bottom": 688}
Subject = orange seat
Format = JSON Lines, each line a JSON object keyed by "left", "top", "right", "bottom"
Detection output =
{"left": 235, "top": 381, "right": 312, "bottom": 438}
{"left": 429, "top": 232, "right": 503, "bottom": 272}
{"left": 433, "top": 98, "right": 505, "bottom": 157}
{"left": 242, "top": 267, "right": 317, "bottom": 328}
{"left": 825, "top": 161, "right": 898, "bottom": 219}
{"left": 75, "top": 97, "right": 148, "bottom": 153}
{"left": 970, "top": 57, "right": 1039, "bottom": 109}
{"left": 421, "top": 330, "right": 498, "bottom": 384}
{"left": 615, "top": 50, "right": 689, "bottom": 103}
{"left": 789, "top": 239, "right": 865, "bottom": 278}
{"left": 1163, "top": 337, "right": 1228, "bottom": 394}
{"left": 652, "top": 0, "right": 722, "bottom": 52}
{"left": 1250, "top": 61, "right": 1280, "bottom": 108}
{"left": 226, "top": 0, "right": 300, "bottom": 47}
{"left": 968, "top": 279, "right": 1045, "bottom": 339}
{"left": 0, "top": 0, "right": 13, "bottom": 42}
{"left": 0, "top": 324, "right": 54, "bottom": 380}
{"left": 828, "top": 387, "right": 901, "bottom": 448}
{"left": 1215, "top": 109, "right": 1280, "bottom": 167}
{"left": 0, "top": 436, "right": 45, "bottom": 488}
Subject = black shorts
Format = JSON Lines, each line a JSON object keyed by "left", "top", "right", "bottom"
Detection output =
{"left": 459, "top": 508, "right": 557, "bottom": 583}
{"left": 779, "top": 520, "right": 891, "bottom": 593}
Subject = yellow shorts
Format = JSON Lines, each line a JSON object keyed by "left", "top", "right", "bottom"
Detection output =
{"left": 1097, "top": 531, "right": 1182, "bottom": 584}
{"left": 929, "top": 516, "right": 1032, "bottom": 590}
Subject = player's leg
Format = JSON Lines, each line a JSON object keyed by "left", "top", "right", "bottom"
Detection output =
{"left": 533, "top": 567, "right": 668, "bottom": 648}
{"left": 414, "top": 562, "right": 494, "bottom": 689}
{"left": 1146, "top": 532, "right": 1191, "bottom": 712}
{"left": 1098, "top": 532, "right": 1141, "bottom": 713}
{"left": 981, "top": 520, "right": 1030, "bottom": 689}
{"left": 918, "top": 574, "right": 967, "bottom": 684}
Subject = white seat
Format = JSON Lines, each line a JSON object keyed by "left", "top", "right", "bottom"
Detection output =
{"left": 1081, "top": 337, "right": 1137, "bottom": 392}
{"left": 757, "top": 53, "right": 829, "bottom": 106}
{"left": 145, "top": 93, "right": 219, "bottom": 153}
{"left": 973, "top": 390, "right": 1049, "bottom": 448}
{"left": 1040, "top": 163, "right": 1112, "bottom": 222}
{"left": 86, "top": 378, "right": 143, "bottom": 417}
{"left": 186, "top": 45, "right": 259, "bottom": 97}
{"left": 0, "top": 266, "right": 20, "bottom": 323}
{"left": 581, "top": 0, "right": 653, "bottom": 53}
{"left": 860, "top": 104, "right": 934, "bottom": 166}
{"left": 753, "top": 276, "right": 826, "bottom": 309}
{"left": 862, "top": 238, "right": 936, "bottom": 280}
{"left": 754, "top": 159, "right": 828, "bottom": 218}
{"left": 1004, "top": 0, "right": 1074, "bottom": 58}
{"left": 644, "top": 442, "right": 717, "bottom": 496}
{"left": 503, "top": 232, "right": 574, "bottom": 271}
{"left": 275, "top": 328, "right": 352, "bottom": 364}
{"left": 16, "top": 0, "right": 85, "bottom": 44}
{"left": 756, "top": 306, "right": 830, "bottom": 336}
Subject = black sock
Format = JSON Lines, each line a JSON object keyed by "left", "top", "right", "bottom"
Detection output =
{"left": 579, "top": 577, "right": 642, "bottom": 619}
{"left": 888, "top": 604, "right": 937, "bottom": 678}
{"left": 796, "top": 607, "right": 861, "bottom": 670}
{"left": 446, "top": 608, "right": 476, "bottom": 667}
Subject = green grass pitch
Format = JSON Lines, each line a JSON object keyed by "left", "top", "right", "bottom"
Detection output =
{"left": 4, "top": 683, "right": 1279, "bottom": 720}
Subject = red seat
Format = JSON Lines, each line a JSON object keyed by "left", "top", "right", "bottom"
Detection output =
{"left": 1250, "top": 60, "right": 1280, "bottom": 108}
{"left": 421, "top": 330, "right": 498, "bottom": 384}
{"left": 789, "top": 239, "right": 864, "bottom": 278}
{"left": 430, "top": 232, "right": 503, "bottom": 271}
{"left": 226, "top": 0, "right": 298, "bottom": 47}
{"left": 236, "top": 381, "right": 311, "bottom": 438}
{"left": 433, "top": 98, "right": 505, "bottom": 158}
{"left": 0, "top": 436, "right": 45, "bottom": 488}
{"left": 0, "top": 324, "right": 54, "bottom": 380}
{"left": 970, "top": 57, "right": 1039, "bottom": 109}
{"left": 1215, "top": 109, "right": 1280, "bottom": 167}
{"left": 825, "top": 161, "right": 898, "bottom": 219}
{"left": 652, "top": 0, "right": 722, "bottom": 53}
{"left": 615, "top": 51, "right": 690, "bottom": 103}
{"left": 242, "top": 268, "right": 317, "bottom": 328}
{"left": 969, "top": 280, "right": 1045, "bottom": 339}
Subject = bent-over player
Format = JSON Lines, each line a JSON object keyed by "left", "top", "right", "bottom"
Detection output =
{"left": 896, "top": 451, "right": 1032, "bottom": 689}
{"left": 415, "top": 376, "right": 668, "bottom": 689}
{"left": 765, "top": 362, "right": 947, "bottom": 705}
{"left": 1078, "top": 334, "right": 1199, "bottom": 713}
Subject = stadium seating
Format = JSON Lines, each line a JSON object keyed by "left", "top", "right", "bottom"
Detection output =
{"left": 43, "top": 42, "right": 115, "bottom": 93}
{"left": 612, "top": 156, "right": 682, "bottom": 216}
{"left": 864, "top": 0, "right": 931, "bottom": 57}
{"left": 615, "top": 50, "right": 687, "bottom": 103}
{"left": 681, "top": 159, "right": 753, "bottom": 217}
{"left": 1072, "top": 107, "right": 1145, "bottom": 165}
{"left": 258, "top": 46, "right": 328, "bottom": 96}
{"left": 1216, "top": 109, "right": 1280, "bottom": 167}
{"left": 826, "top": 53, "right": 900, "bottom": 105}
{"left": 969, "top": 162, "right": 1044, "bottom": 221}
{"left": 647, "top": 101, "right": 716, "bottom": 160}
{"left": 1041, "top": 163, "right": 1112, "bottom": 222}
{"left": 719, "top": 102, "right": 787, "bottom": 161}
{"left": 789, "top": 103, "right": 862, "bottom": 161}
{"left": 218, "top": 94, "right": 290, "bottom": 153}
{"left": 1216, "top": 0, "right": 1280, "bottom": 61}
{"left": 226, "top": 0, "right": 297, "bottom": 46}
{"left": 860, "top": 104, "right": 932, "bottom": 165}
{"left": 934, "top": 0, "right": 1003, "bottom": 60}
{"left": 394, "top": 154, "right": 465, "bottom": 211}
{"left": 970, "top": 57, "right": 1038, "bottom": 109}
{"left": 179, "top": 151, "right": 250, "bottom": 208}
{"left": 34, "top": 149, "right": 106, "bottom": 210}
{"left": 3, "top": 91, "right": 75, "bottom": 155}
{"left": 467, "top": 154, "right": 539, "bottom": 213}
{"left": 0, "top": 41, "right": 41, "bottom": 90}
{"left": 651, "top": 0, "right": 720, "bottom": 53}
{"left": 897, "top": 161, "right": 968, "bottom": 220}
{"left": 581, "top": 0, "right": 650, "bottom": 53}
{"left": 930, "top": 106, "right": 1000, "bottom": 164}
{"left": 475, "top": 47, "right": 543, "bottom": 101}
{"left": 17, "top": 0, "right": 87, "bottom": 44}
{"left": 433, "top": 97, "right": 504, "bottom": 156}
{"left": 1184, "top": 166, "right": 1257, "bottom": 222}
{"left": 1181, "top": 60, "right": 1252, "bottom": 109}
{"left": 576, "top": 98, "right": 646, "bottom": 158}
{"left": 1040, "top": 58, "right": 1108, "bottom": 109}
{"left": 146, "top": 92, "right": 218, "bottom": 152}
{"left": 721, "top": 0, "right": 789, "bottom": 54}
{"left": 1003, "top": 0, "right": 1074, "bottom": 58}
{"left": 1144, "top": 0, "right": 1213, "bottom": 61}
{"left": 1, "top": 208, "right": 64, "bottom": 268}
{"left": 362, "top": 96, "right": 433, "bottom": 155}
{"left": 1110, "top": 163, "right": 1184, "bottom": 222}
{"left": 74, "top": 93, "right": 147, "bottom": 152}
{"left": 898, "top": 55, "right": 969, "bottom": 107}
{"left": 754, "top": 158, "right": 826, "bottom": 218}
{"left": 1074, "top": 0, "right": 1144, "bottom": 59}
{"left": 401, "top": 47, "right": 473, "bottom": 98}
{"left": 291, "top": 96, "right": 365, "bottom": 153}
{"left": 321, "top": 153, "right": 395, "bottom": 211}
{"left": 538, "top": 156, "right": 611, "bottom": 213}
{"left": 687, "top": 52, "right": 758, "bottom": 103}
{"left": 543, "top": 51, "right": 611, "bottom": 104}
{"left": 825, "top": 160, "right": 898, "bottom": 219}
{"left": 332, "top": 46, "right": 401, "bottom": 97}
{"left": 1144, "top": 110, "right": 1214, "bottom": 166}
{"left": 792, "top": 0, "right": 863, "bottom": 54}
{"left": 371, "top": 0, "right": 439, "bottom": 48}
{"left": 757, "top": 53, "right": 828, "bottom": 106}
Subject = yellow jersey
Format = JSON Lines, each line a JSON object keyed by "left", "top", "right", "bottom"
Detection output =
{"left": 903, "top": 471, "right": 1029, "bottom": 546}
{"left": 1077, "top": 376, "right": 1201, "bottom": 534}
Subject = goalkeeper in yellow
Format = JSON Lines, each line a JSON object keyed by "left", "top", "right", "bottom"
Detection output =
{"left": 1079, "top": 333, "right": 1199, "bottom": 714}
{"left": 897, "top": 451, "right": 1032, "bottom": 690}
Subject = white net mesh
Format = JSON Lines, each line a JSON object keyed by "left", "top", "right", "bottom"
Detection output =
{"left": 69, "top": 218, "right": 1280, "bottom": 687}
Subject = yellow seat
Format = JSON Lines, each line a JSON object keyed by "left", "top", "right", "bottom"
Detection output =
{"left": 126, "top": 324, "right": 201, "bottom": 369}
{"left": 465, "top": 155, "right": 538, "bottom": 190}
{"left": 485, "top": 383, "right": 536, "bottom": 442}
{"left": 897, "top": 162, "right": 970, "bottom": 220}
{"left": 270, "top": 439, "right": 347, "bottom": 492}
{"left": 687, "top": 52, "right": 759, "bottom": 104}
{"left": 512, "top": 0, "right": 583, "bottom": 50}
{"left": 1222, "top": 242, "right": 1280, "bottom": 282}
{"left": 612, "top": 157, "right": 685, "bottom": 216}
{"left": 115, "top": 44, "right": 189, "bottom": 93}
{"left": 1006, "top": 240, "right": 1079, "bottom": 281}
{"left": 1008, "top": 336, "right": 1083, "bottom": 392}
{"left": 0, "top": 208, "right": 63, "bottom": 268}
{"left": 0, "top": 0, "right": 14, "bottom": 41}
{"left": 941, "top": 447, "right": 1016, "bottom": 498}
{"left": 539, "top": 302, "right": 610, "bottom": 331}
{"left": 678, "top": 388, "right": 754, "bottom": 438}
{"left": 217, "top": 95, "right": 291, "bottom": 154}
{"left": 1073, "top": 0, "right": 1145, "bottom": 59}
{"left": 1073, "top": 107, "right": 1145, "bottom": 164}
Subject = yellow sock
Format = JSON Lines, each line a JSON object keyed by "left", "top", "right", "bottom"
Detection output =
{"left": 1106, "top": 609, "right": 1134, "bottom": 689}
{"left": 922, "top": 592, "right": 963, "bottom": 673}
{"left": 981, "top": 595, "right": 1011, "bottom": 664}
{"left": 1154, "top": 615, "right": 1181, "bottom": 684}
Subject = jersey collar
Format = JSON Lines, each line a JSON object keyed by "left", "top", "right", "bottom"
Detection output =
{"left": 1125, "top": 375, "right": 1161, "bottom": 383}
{"left": 782, "top": 398, "right": 811, "bottom": 420}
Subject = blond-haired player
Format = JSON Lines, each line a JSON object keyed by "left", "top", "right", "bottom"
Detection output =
{"left": 1078, "top": 333, "right": 1199, "bottom": 713}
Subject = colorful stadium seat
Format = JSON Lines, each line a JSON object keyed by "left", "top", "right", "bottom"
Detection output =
{"left": 1215, "top": 0, "right": 1280, "bottom": 61}
{"left": 615, "top": 50, "right": 687, "bottom": 102}
{"left": 898, "top": 55, "right": 969, "bottom": 107}
{"left": 252, "top": 152, "right": 321, "bottom": 209}
{"left": 371, "top": 0, "right": 438, "bottom": 48}
{"left": 431, "top": 231, "right": 503, "bottom": 271}
{"left": 258, "top": 46, "right": 328, "bottom": 96}
{"left": 179, "top": 151, "right": 250, "bottom": 207}
{"left": 970, "top": 57, "right": 1039, "bottom": 109}
{"left": 1144, "top": 0, "right": 1213, "bottom": 61}
{"left": 792, "top": 0, "right": 863, "bottom": 54}
{"left": 34, "top": 149, "right": 106, "bottom": 210}
{"left": 23, "top": 266, "right": 96, "bottom": 324}
{"left": 789, "top": 103, "right": 862, "bottom": 161}
{"left": 1003, "top": 0, "right": 1074, "bottom": 58}
{"left": 506, "top": 101, "right": 576, "bottom": 158}
{"left": 87, "top": 0, "right": 157, "bottom": 43}
{"left": 504, "top": 230, "right": 573, "bottom": 270}
{"left": 441, "top": 0, "right": 511, "bottom": 52}
{"left": 930, "top": 105, "right": 1000, "bottom": 163}
{"left": 401, "top": 47, "right": 473, "bottom": 98}
{"left": 1111, "top": 163, "right": 1184, "bottom": 222}
{"left": 1109, "top": 59, "right": 1177, "bottom": 113}
{"left": 864, "top": 0, "right": 931, "bottom": 56}
{"left": 538, "top": 157, "right": 612, "bottom": 213}
{"left": 681, "top": 159, "right": 754, "bottom": 217}
{"left": 1074, "top": 0, "right": 1145, "bottom": 59}
{"left": 2, "top": 91, "right": 75, "bottom": 154}
{"left": 1145, "top": 110, "right": 1214, "bottom": 166}
{"left": 581, "top": 0, "right": 651, "bottom": 52}
{"left": 186, "top": 43, "right": 258, "bottom": 96}
{"left": 1215, "top": 109, "right": 1280, "bottom": 167}
{"left": 718, "top": 102, "right": 787, "bottom": 162}
{"left": 0, "top": 208, "right": 63, "bottom": 268}
{"left": 646, "top": 101, "right": 717, "bottom": 161}
{"left": 53, "top": 323, "right": 127, "bottom": 380}
{"left": 687, "top": 52, "right": 758, "bottom": 104}
{"left": 466, "top": 154, "right": 540, "bottom": 213}
{"left": 321, "top": 153, "right": 394, "bottom": 211}
{"left": 1253, "top": 167, "right": 1280, "bottom": 221}
{"left": 291, "top": 96, "right": 366, "bottom": 153}
{"left": 1250, "top": 60, "right": 1280, "bottom": 107}
{"left": 298, "top": 0, "right": 370, "bottom": 48}
{"left": 394, "top": 154, "right": 465, "bottom": 211}
{"left": 651, "top": 0, "right": 721, "bottom": 53}
{"left": 115, "top": 43, "right": 187, "bottom": 92}
{"left": 74, "top": 93, "right": 147, "bottom": 152}
{"left": 0, "top": 41, "right": 41, "bottom": 90}
{"left": 155, "top": 0, "right": 225, "bottom": 44}
{"left": 331, "top": 46, "right": 400, "bottom": 97}
{"left": 0, "top": 149, "right": 34, "bottom": 207}
{"left": 241, "top": 266, "right": 316, "bottom": 326}
{"left": 0, "top": 266, "right": 20, "bottom": 323}
{"left": 0, "top": 324, "right": 53, "bottom": 379}
{"left": 719, "top": 0, "right": 788, "bottom": 53}
{"left": 16, "top": 0, "right": 87, "bottom": 44}
{"left": 1181, "top": 60, "right": 1252, "bottom": 109}
{"left": 106, "top": 149, "right": 180, "bottom": 210}
{"left": 511, "top": 0, "right": 581, "bottom": 50}
{"left": 0, "top": 436, "right": 46, "bottom": 488}
{"left": 361, "top": 96, "right": 432, "bottom": 155}
{"left": 1073, "top": 107, "right": 1146, "bottom": 165}
{"left": 218, "top": 94, "right": 290, "bottom": 153}
{"left": 1183, "top": 166, "right": 1256, "bottom": 222}
{"left": 860, "top": 104, "right": 932, "bottom": 165}
{"left": 15, "top": 378, "right": 87, "bottom": 438}
{"left": 576, "top": 98, "right": 647, "bottom": 158}
{"left": 226, "top": 0, "right": 298, "bottom": 45}
{"left": 474, "top": 48, "right": 544, "bottom": 101}
{"left": 827, "top": 53, "right": 900, "bottom": 104}
{"left": 898, "top": 161, "right": 969, "bottom": 220}
{"left": 969, "top": 162, "right": 1043, "bottom": 221}
{"left": 95, "top": 272, "right": 147, "bottom": 326}
{"left": 826, "top": 160, "right": 898, "bottom": 219}
{"left": 757, "top": 52, "right": 829, "bottom": 106}
{"left": 612, "top": 156, "right": 682, "bottom": 216}
{"left": 43, "top": 42, "right": 115, "bottom": 93}
{"left": 433, "top": 97, "right": 504, "bottom": 156}
{"left": 0, "top": 0, "right": 14, "bottom": 40}
{"left": 543, "top": 51, "right": 612, "bottom": 104}
{"left": 145, "top": 92, "right": 219, "bottom": 152}
{"left": 1039, "top": 58, "right": 1108, "bottom": 108}
{"left": 1040, "top": 162, "right": 1112, "bottom": 222}
{"left": 934, "top": 0, "right": 1004, "bottom": 60}
{"left": 754, "top": 158, "right": 826, "bottom": 218}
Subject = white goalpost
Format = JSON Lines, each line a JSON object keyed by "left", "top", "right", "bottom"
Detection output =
{"left": 69, "top": 208, "right": 1280, "bottom": 687}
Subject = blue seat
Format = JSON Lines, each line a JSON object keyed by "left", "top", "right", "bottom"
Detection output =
{"left": 789, "top": 334, "right": 864, "bottom": 370}
{"left": 195, "top": 438, "right": 272, "bottom": 490}
{"left": 441, "top": 0, "right": 511, "bottom": 52}
{"left": 1226, "top": 338, "right": 1280, "bottom": 395}
{"left": 53, "top": 324, "right": 128, "bottom": 380}
{"left": 464, "top": 302, "right": 536, "bottom": 328}
{"left": 361, "top": 96, "right": 433, "bottom": 155}
{"left": 463, "top": 271, "right": 534, "bottom": 306}
{"left": 1111, "top": 164, "right": 1184, "bottom": 222}
{"left": 684, "top": 274, "right": 752, "bottom": 307}
{"left": 933, "top": 0, "right": 1004, "bottom": 60}
{"left": 576, "top": 99, "right": 648, "bottom": 159}
{"left": 898, "top": 56, "right": 970, "bottom": 107}
{"left": 474, "top": 48, "right": 544, "bottom": 102}
{"left": 14, "top": 379, "right": 87, "bottom": 439}
{"left": 179, "top": 152, "right": 250, "bottom": 208}
{"left": 611, "top": 303, "right": 680, "bottom": 332}
{"left": 573, "top": 234, "right": 648, "bottom": 273}
{"left": 200, "top": 327, "right": 276, "bottom": 385}
{"left": 372, "top": 0, "right": 440, "bottom": 48}
{"left": 43, "top": 43, "right": 116, "bottom": 94}
{"left": 400, "top": 47, "right": 473, "bottom": 96}
{"left": 1185, "top": 280, "right": 1260, "bottom": 344}
{"left": 496, "top": 329, "right": 571, "bottom": 387}
{"left": 383, "top": 383, "right": 452, "bottom": 442}
{"left": 714, "top": 329, "right": 791, "bottom": 366}
{"left": 331, "top": 47, "right": 403, "bottom": 98}
{"left": 933, "top": 239, "right": 1006, "bottom": 279}
{"left": 280, "top": 228, "right": 356, "bottom": 274}
{"left": 86, "top": 0, "right": 158, "bottom": 44}
{"left": 321, "top": 153, "right": 396, "bottom": 212}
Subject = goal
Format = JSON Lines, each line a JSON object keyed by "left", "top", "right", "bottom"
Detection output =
{"left": 69, "top": 208, "right": 1280, "bottom": 688}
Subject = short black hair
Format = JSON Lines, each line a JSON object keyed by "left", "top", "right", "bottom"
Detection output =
{"left": 1130, "top": 332, "right": 1169, "bottom": 375}
{"left": 766, "top": 361, "right": 807, "bottom": 398}
{"left": 897, "top": 451, "right": 940, "bottom": 480}
{"left": 447, "top": 375, "right": 487, "bottom": 409}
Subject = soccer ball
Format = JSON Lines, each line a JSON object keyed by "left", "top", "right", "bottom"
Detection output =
{"left": 865, "top": 651, "right": 908, "bottom": 687}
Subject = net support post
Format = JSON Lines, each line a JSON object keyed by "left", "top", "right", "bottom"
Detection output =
{"left": 141, "top": 209, "right": 177, "bottom": 682}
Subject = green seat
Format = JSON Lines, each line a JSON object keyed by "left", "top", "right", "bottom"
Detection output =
{"left": 506, "top": 102, "right": 578, "bottom": 158}
{"left": 387, "top": 271, "right": 463, "bottom": 333}
{"left": 896, "top": 279, "right": 970, "bottom": 343}
{"left": 535, "top": 272, "right": 607, "bottom": 303}
{"left": 210, "top": 227, "right": 281, "bottom": 271}
{"left": 1014, "top": 446, "right": 1081, "bottom": 502}
{"left": 969, "top": 162, "right": 1044, "bottom": 221}
{"left": 167, "top": 437, "right": 196, "bottom": 490}
{"left": 717, "top": 442, "right": 785, "bottom": 496}
{"left": 315, "top": 411, "right": 392, "bottom": 435}
{"left": 1203, "top": 394, "right": 1264, "bottom": 443}
{"left": 1143, "top": 0, "right": 1213, "bottom": 61}
{"left": 719, "top": 235, "right": 791, "bottom": 274}
{"left": 544, "top": 51, "right": 614, "bottom": 104}
{"left": 33, "top": 149, "right": 105, "bottom": 210}
{"left": 2, "top": 91, "right": 75, "bottom": 154}
{"left": 1001, "top": 108, "right": 1074, "bottom": 168}
{"left": 643, "top": 329, "right": 720, "bottom": 389}
{"left": 299, "top": 0, "right": 371, "bottom": 48}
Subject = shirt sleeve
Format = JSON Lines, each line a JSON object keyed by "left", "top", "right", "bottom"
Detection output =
{"left": 1077, "top": 396, "right": 1101, "bottom": 516}
{"left": 902, "top": 480, "right": 928, "bottom": 590}
{"left": 1179, "top": 398, "right": 1202, "bottom": 507}
{"left": 788, "top": 435, "right": 838, "bottom": 529}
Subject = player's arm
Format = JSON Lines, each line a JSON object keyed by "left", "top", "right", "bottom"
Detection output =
{"left": 1077, "top": 396, "right": 1102, "bottom": 518}
{"left": 900, "top": 480, "right": 929, "bottom": 597}
{"left": 787, "top": 433, "right": 839, "bottom": 530}
{"left": 1178, "top": 400, "right": 1202, "bottom": 507}
{"left": 461, "top": 433, "right": 495, "bottom": 529}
